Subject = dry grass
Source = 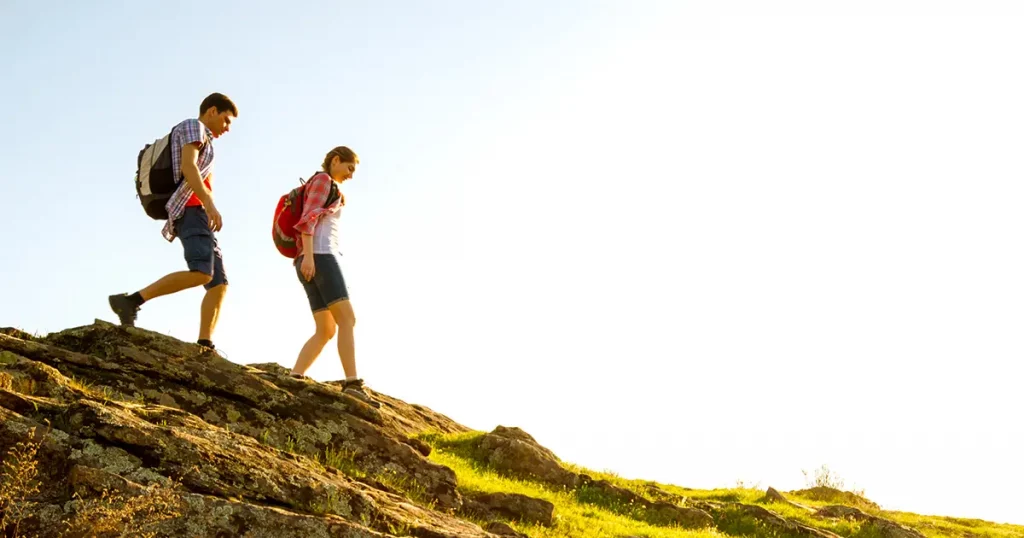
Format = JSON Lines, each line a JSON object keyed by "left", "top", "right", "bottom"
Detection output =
{"left": 0, "top": 434, "right": 42, "bottom": 537}
{"left": 61, "top": 483, "right": 183, "bottom": 538}
{"left": 1, "top": 429, "right": 184, "bottom": 538}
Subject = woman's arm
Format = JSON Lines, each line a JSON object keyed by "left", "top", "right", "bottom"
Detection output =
{"left": 293, "top": 173, "right": 336, "bottom": 237}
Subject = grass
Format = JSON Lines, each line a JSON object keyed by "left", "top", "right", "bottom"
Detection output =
{"left": 62, "top": 482, "right": 183, "bottom": 538}
{"left": 422, "top": 432, "right": 718, "bottom": 538}
{"left": 618, "top": 476, "right": 1024, "bottom": 538}
{"left": 65, "top": 374, "right": 122, "bottom": 403}
{"left": 419, "top": 431, "right": 1024, "bottom": 538}
{"left": 433, "top": 449, "right": 718, "bottom": 538}
{"left": 0, "top": 434, "right": 42, "bottom": 537}
{"left": 882, "top": 511, "right": 1024, "bottom": 538}
{"left": 317, "top": 446, "right": 364, "bottom": 478}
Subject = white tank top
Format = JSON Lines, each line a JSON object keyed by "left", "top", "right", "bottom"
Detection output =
{"left": 312, "top": 206, "right": 342, "bottom": 254}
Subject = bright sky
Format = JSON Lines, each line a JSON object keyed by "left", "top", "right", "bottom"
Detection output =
{"left": 2, "top": 0, "right": 1022, "bottom": 526}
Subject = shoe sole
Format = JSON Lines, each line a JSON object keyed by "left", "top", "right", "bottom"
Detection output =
{"left": 344, "top": 391, "right": 381, "bottom": 408}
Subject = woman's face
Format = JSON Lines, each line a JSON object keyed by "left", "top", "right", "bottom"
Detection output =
{"left": 331, "top": 157, "right": 357, "bottom": 182}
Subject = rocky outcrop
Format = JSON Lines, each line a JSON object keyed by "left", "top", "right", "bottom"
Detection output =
{"left": 643, "top": 484, "right": 686, "bottom": 504}
{"left": 462, "top": 491, "right": 554, "bottom": 526}
{"left": 482, "top": 521, "right": 528, "bottom": 537}
{"left": 0, "top": 321, "right": 497, "bottom": 538}
{"left": 467, "top": 426, "right": 715, "bottom": 530}
{"left": 477, "top": 427, "right": 579, "bottom": 488}
{"left": 0, "top": 320, "right": 945, "bottom": 538}
{"left": 690, "top": 500, "right": 844, "bottom": 538}
{"left": 766, "top": 486, "right": 815, "bottom": 511}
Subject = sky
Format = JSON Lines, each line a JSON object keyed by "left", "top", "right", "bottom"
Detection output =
{"left": 1, "top": 0, "right": 1023, "bottom": 526}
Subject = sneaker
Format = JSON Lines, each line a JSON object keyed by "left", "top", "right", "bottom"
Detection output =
{"left": 342, "top": 378, "right": 381, "bottom": 408}
{"left": 108, "top": 294, "right": 140, "bottom": 327}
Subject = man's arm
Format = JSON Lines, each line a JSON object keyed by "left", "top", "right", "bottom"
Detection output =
{"left": 181, "top": 142, "right": 223, "bottom": 231}
{"left": 180, "top": 143, "right": 212, "bottom": 207}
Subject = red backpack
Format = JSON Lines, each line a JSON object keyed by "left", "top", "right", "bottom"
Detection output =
{"left": 272, "top": 173, "right": 340, "bottom": 258}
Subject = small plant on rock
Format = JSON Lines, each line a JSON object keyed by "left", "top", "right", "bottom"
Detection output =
{"left": 0, "top": 434, "right": 42, "bottom": 537}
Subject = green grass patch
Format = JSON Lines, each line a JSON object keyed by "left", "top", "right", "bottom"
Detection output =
{"left": 882, "top": 511, "right": 1024, "bottom": 538}
{"left": 419, "top": 431, "right": 1024, "bottom": 538}
{"left": 421, "top": 431, "right": 713, "bottom": 529}
{"left": 429, "top": 447, "right": 718, "bottom": 538}
{"left": 315, "top": 445, "right": 366, "bottom": 479}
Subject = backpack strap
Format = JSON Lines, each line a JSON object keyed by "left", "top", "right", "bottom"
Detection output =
{"left": 325, "top": 180, "right": 341, "bottom": 208}
{"left": 301, "top": 171, "right": 341, "bottom": 208}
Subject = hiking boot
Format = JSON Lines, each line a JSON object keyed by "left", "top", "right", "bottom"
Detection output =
{"left": 108, "top": 294, "right": 140, "bottom": 327}
{"left": 195, "top": 341, "right": 228, "bottom": 359}
{"left": 342, "top": 378, "right": 381, "bottom": 408}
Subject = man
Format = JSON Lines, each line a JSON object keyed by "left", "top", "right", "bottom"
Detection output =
{"left": 108, "top": 92, "right": 238, "bottom": 351}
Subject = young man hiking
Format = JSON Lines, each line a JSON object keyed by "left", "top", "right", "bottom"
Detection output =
{"left": 109, "top": 92, "right": 238, "bottom": 351}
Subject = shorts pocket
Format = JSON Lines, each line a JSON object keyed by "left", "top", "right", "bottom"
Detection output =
{"left": 181, "top": 232, "right": 214, "bottom": 273}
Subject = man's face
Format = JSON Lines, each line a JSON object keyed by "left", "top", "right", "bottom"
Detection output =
{"left": 208, "top": 110, "right": 234, "bottom": 138}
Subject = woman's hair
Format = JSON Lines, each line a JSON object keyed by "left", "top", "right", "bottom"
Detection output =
{"left": 322, "top": 146, "right": 359, "bottom": 172}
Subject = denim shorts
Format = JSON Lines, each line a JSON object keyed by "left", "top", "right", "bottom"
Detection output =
{"left": 174, "top": 206, "right": 227, "bottom": 290}
{"left": 295, "top": 253, "right": 349, "bottom": 312}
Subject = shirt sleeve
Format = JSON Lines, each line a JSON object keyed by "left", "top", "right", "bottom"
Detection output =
{"left": 178, "top": 119, "right": 206, "bottom": 148}
{"left": 293, "top": 174, "right": 336, "bottom": 236}
{"left": 170, "top": 119, "right": 207, "bottom": 185}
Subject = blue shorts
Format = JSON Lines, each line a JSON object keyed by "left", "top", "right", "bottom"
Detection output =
{"left": 295, "top": 253, "right": 349, "bottom": 312}
{"left": 174, "top": 206, "right": 227, "bottom": 290}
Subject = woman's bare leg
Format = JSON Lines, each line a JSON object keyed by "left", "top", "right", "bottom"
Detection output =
{"left": 291, "top": 310, "right": 337, "bottom": 376}
{"left": 327, "top": 299, "right": 356, "bottom": 379}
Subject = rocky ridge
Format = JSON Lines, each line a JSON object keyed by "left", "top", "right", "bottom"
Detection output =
{"left": 0, "top": 321, "right": 980, "bottom": 537}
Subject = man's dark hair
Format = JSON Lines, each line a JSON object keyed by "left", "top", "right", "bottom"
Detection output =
{"left": 199, "top": 93, "right": 238, "bottom": 117}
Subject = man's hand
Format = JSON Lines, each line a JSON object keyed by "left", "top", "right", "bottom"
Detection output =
{"left": 301, "top": 255, "right": 316, "bottom": 281}
{"left": 206, "top": 201, "right": 223, "bottom": 232}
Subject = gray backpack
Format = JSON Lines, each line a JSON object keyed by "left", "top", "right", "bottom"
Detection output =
{"left": 135, "top": 131, "right": 177, "bottom": 220}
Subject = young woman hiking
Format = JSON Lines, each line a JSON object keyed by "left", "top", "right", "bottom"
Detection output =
{"left": 288, "top": 146, "right": 379, "bottom": 408}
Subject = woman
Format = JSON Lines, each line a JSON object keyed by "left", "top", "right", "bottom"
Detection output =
{"left": 289, "top": 146, "right": 379, "bottom": 408}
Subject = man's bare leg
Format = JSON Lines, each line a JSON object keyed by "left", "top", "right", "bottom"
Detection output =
{"left": 290, "top": 310, "right": 337, "bottom": 376}
{"left": 140, "top": 271, "right": 213, "bottom": 301}
{"left": 199, "top": 283, "right": 228, "bottom": 343}
{"left": 110, "top": 271, "right": 212, "bottom": 327}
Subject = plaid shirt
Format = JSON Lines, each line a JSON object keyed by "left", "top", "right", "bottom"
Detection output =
{"left": 293, "top": 172, "right": 344, "bottom": 253}
{"left": 161, "top": 119, "right": 214, "bottom": 242}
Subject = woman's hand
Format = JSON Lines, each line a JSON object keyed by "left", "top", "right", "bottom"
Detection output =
{"left": 301, "top": 255, "right": 316, "bottom": 281}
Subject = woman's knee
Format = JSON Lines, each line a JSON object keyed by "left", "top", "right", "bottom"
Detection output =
{"left": 317, "top": 323, "right": 338, "bottom": 341}
{"left": 312, "top": 311, "right": 337, "bottom": 341}
{"left": 329, "top": 300, "right": 355, "bottom": 327}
